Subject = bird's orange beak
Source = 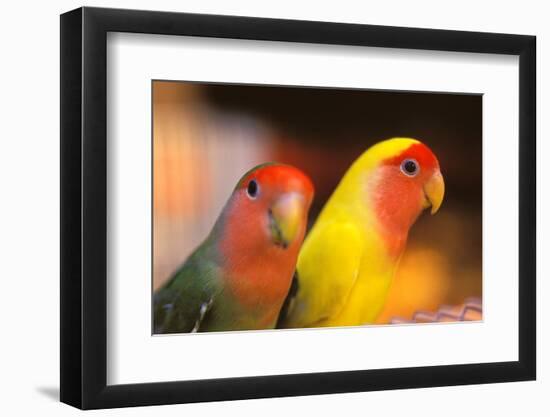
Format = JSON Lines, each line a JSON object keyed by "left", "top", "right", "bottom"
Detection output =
{"left": 423, "top": 170, "right": 445, "bottom": 214}
{"left": 269, "top": 193, "right": 305, "bottom": 248}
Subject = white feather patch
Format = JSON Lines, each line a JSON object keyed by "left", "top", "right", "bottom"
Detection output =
{"left": 191, "top": 298, "right": 214, "bottom": 333}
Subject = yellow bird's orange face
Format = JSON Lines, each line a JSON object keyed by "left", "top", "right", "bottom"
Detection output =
{"left": 368, "top": 141, "right": 445, "bottom": 254}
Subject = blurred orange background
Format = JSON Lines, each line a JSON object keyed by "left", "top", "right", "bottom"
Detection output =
{"left": 153, "top": 80, "right": 482, "bottom": 324}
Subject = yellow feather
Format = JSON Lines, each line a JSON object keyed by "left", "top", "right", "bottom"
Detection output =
{"left": 283, "top": 222, "right": 362, "bottom": 328}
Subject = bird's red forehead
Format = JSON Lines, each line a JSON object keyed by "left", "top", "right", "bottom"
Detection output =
{"left": 239, "top": 163, "right": 314, "bottom": 196}
{"left": 383, "top": 142, "right": 440, "bottom": 171}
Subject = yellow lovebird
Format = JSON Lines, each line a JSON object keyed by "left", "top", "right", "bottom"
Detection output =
{"left": 277, "top": 138, "right": 445, "bottom": 328}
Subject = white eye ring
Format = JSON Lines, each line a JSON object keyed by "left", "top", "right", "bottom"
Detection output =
{"left": 400, "top": 158, "right": 420, "bottom": 177}
{"left": 246, "top": 179, "right": 259, "bottom": 199}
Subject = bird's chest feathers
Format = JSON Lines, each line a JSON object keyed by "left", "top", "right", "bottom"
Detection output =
{"left": 218, "top": 218, "right": 297, "bottom": 313}
{"left": 227, "top": 252, "right": 294, "bottom": 308}
{"left": 358, "top": 233, "right": 400, "bottom": 281}
{"left": 334, "top": 236, "right": 398, "bottom": 324}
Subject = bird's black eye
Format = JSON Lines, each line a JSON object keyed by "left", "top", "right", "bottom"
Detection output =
{"left": 246, "top": 180, "right": 259, "bottom": 199}
{"left": 400, "top": 159, "right": 419, "bottom": 177}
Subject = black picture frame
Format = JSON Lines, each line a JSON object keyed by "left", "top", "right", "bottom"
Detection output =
{"left": 60, "top": 6, "right": 536, "bottom": 410}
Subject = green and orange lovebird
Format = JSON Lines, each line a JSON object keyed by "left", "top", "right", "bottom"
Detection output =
{"left": 154, "top": 163, "right": 314, "bottom": 333}
{"left": 278, "top": 138, "right": 445, "bottom": 329}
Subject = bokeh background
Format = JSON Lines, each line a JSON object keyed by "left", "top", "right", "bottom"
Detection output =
{"left": 153, "top": 80, "right": 482, "bottom": 324}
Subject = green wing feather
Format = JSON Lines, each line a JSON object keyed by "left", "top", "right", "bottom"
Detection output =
{"left": 153, "top": 242, "right": 222, "bottom": 334}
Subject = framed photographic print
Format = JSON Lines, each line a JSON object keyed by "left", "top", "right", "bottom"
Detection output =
{"left": 60, "top": 6, "right": 536, "bottom": 409}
